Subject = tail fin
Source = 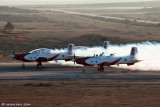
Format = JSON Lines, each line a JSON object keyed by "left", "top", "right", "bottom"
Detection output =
{"left": 103, "top": 41, "right": 110, "bottom": 49}
{"left": 68, "top": 43, "right": 75, "bottom": 55}
{"left": 130, "top": 47, "right": 138, "bottom": 56}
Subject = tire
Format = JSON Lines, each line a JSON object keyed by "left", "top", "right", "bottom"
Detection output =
{"left": 22, "top": 64, "right": 25, "bottom": 69}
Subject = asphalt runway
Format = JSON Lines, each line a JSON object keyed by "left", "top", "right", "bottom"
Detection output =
{"left": 0, "top": 63, "right": 160, "bottom": 80}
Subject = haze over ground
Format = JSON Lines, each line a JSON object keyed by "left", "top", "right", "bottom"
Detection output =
{"left": 0, "top": 0, "right": 157, "bottom": 5}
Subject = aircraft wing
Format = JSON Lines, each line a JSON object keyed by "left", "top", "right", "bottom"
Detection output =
{"left": 35, "top": 57, "right": 48, "bottom": 62}
{"left": 131, "top": 59, "right": 143, "bottom": 62}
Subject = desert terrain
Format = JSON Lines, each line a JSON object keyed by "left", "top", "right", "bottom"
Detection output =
{"left": 0, "top": 1, "right": 160, "bottom": 107}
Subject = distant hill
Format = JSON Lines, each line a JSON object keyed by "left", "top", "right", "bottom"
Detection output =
{"left": 0, "top": 14, "right": 49, "bottom": 22}
{"left": 0, "top": 6, "right": 39, "bottom": 13}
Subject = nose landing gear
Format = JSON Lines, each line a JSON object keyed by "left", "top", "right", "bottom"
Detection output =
{"left": 22, "top": 62, "right": 25, "bottom": 69}
{"left": 83, "top": 66, "right": 86, "bottom": 72}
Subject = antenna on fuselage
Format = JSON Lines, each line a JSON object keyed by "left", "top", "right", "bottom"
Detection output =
{"left": 99, "top": 52, "right": 104, "bottom": 57}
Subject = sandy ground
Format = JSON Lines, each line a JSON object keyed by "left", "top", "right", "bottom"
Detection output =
{"left": 0, "top": 63, "right": 160, "bottom": 107}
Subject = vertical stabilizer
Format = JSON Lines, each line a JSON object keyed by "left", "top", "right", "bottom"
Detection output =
{"left": 103, "top": 41, "right": 110, "bottom": 49}
{"left": 68, "top": 43, "right": 75, "bottom": 55}
{"left": 130, "top": 47, "right": 138, "bottom": 56}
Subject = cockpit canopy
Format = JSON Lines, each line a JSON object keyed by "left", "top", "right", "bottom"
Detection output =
{"left": 29, "top": 48, "right": 51, "bottom": 54}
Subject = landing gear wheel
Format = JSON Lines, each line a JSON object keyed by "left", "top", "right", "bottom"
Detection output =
{"left": 83, "top": 68, "right": 86, "bottom": 72}
{"left": 100, "top": 69, "right": 104, "bottom": 72}
{"left": 100, "top": 66, "right": 104, "bottom": 72}
{"left": 37, "top": 64, "right": 42, "bottom": 68}
{"left": 22, "top": 63, "right": 25, "bottom": 69}
{"left": 37, "top": 62, "right": 42, "bottom": 68}
{"left": 97, "top": 66, "right": 100, "bottom": 71}
{"left": 83, "top": 66, "right": 86, "bottom": 72}
{"left": 37, "top": 63, "right": 39, "bottom": 67}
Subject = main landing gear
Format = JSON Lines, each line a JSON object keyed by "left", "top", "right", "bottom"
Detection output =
{"left": 37, "top": 61, "right": 42, "bottom": 68}
{"left": 97, "top": 65, "right": 104, "bottom": 72}
{"left": 21, "top": 62, "right": 42, "bottom": 68}
{"left": 82, "top": 66, "right": 104, "bottom": 72}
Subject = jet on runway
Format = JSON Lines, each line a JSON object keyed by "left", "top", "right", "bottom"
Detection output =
{"left": 11, "top": 43, "right": 75, "bottom": 68}
{"left": 73, "top": 46, "right": 141, "bottom": 72}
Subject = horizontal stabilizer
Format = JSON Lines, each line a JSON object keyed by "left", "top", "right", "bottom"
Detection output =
{"left": 131, "top": 59, "right": 142, "bottom": 62}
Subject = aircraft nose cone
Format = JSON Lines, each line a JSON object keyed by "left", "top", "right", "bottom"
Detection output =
{"left": 11, "top": 55, "right": 15, "bottom": 58}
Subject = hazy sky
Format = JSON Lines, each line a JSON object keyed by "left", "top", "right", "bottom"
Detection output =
{"left": 0, "top": 0, "right": 156, "bottom": 5}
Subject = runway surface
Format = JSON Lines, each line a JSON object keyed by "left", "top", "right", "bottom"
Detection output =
{"left": 0, "top": 63, "right": 160, "bottom": 80}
